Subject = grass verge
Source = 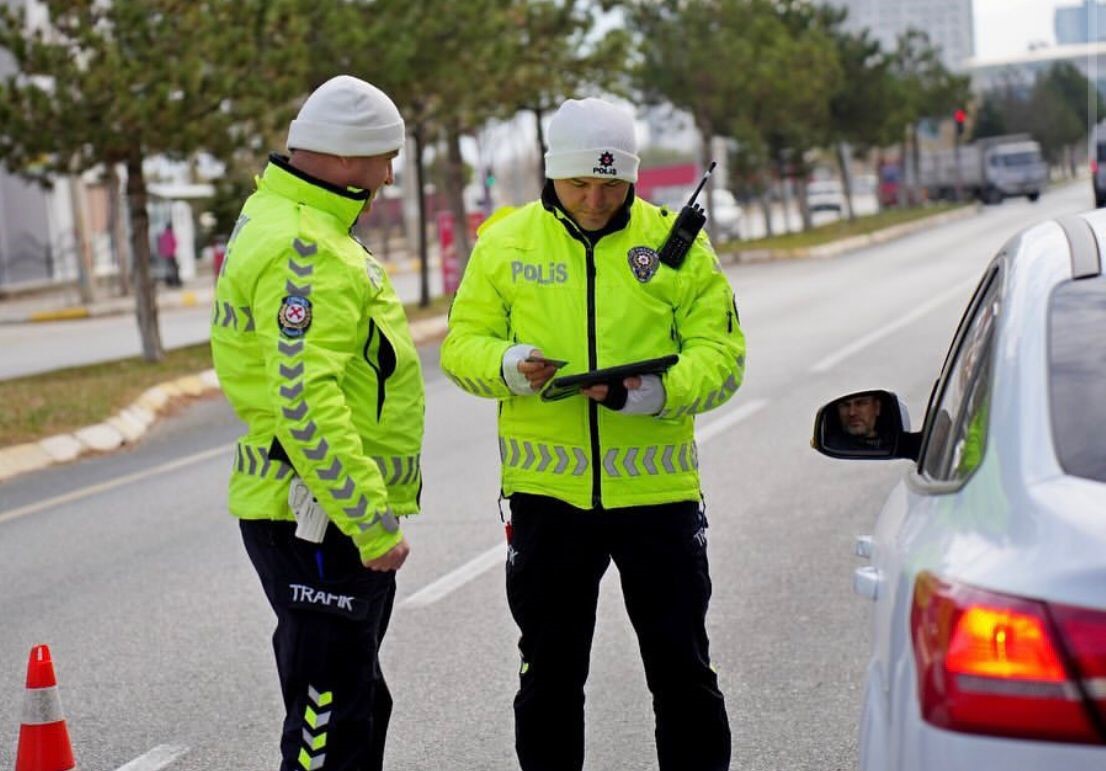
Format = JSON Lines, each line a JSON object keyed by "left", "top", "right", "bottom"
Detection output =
{"left": 0, "top": 342, "right": 214, "bottom": 447}
{"left": 718, "top": 202, "right": 969, "bottom": 254}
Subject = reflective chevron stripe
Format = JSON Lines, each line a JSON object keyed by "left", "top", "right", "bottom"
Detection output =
{"left": 299, "top": 685, "right": 331, "bottom": 770}
{"left": 500, "top": 439, "right": 589, "bottom": 475}
{"left": 450, "top": 373, "right": 499, "bottom": 396}
{"left": 603, "top": 442, "right": 698, "bottom": 477}
{"left": 498, "top": 439, "right": 698, "bottom": 477}
{"left": 660, "top": 373, "right": 740, "bottom": 418}
{"left": 370, "top": 455, "right": 421, "bottom": 486}
{"left": 234, "top": 442, "right": 292, "bottom": 480}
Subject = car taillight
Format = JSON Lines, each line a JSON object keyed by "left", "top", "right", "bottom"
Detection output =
{"left": 911, "top": 571, "right": 1106, "bottom": 744}
{"left": 1094, "top": 159, "right": 1100, "bottom": 174}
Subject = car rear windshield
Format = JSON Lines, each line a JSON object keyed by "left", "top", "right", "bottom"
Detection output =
{"left": 1049, "top": 276, "right": 1106, "bottom": 483}
{"left": 1098, "top": 142, "right": 1106, "bottom": 163}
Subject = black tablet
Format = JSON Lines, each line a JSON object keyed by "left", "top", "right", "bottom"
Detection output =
{"left": 540, "top": 355, "right": 679, "bottom": 402}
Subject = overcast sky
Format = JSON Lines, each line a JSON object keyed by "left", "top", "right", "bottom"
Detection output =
{"left": 974, "top": 0, "right": 1087, "bottom": 59}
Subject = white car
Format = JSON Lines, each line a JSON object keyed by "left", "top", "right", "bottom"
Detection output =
{"left": 812, "top": 210, "right": 1106, "bottom": 770}
{"left": 806, "top": 179, "right": 845, "bottom": 212}
{"left": 706, "top": 188, "right": 743, "bottom": 240}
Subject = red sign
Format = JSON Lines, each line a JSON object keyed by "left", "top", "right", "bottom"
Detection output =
{"left": 437, "top": 211, "right": 486, "bottom": 294}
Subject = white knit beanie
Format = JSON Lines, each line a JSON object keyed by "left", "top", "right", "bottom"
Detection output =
{"left": 287, "top": 75, "right": 406, "bottom": 157}
{"left": 544, "top": 98, "right": 639, "bottom": 183}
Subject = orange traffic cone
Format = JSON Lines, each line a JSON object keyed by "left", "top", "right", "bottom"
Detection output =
{"left": 15, "top": 644, "right": 75, "bottom": 771}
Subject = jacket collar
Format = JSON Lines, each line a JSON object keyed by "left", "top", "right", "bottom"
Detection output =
{"left": 540, "top": 179, "right": 635, "bottom": 244}
{"left": 259, "top": 153, "right": 369, "bottom": 231}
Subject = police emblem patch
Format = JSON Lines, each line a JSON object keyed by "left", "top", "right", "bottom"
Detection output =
{"left": 627, "top": 246, "right": 660, "bottom": 283}
{"left": 278, "top": 295, "right": 312, "bottom": 338}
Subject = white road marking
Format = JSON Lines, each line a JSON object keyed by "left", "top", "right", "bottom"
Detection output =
{"left": 403, "top": 396, "right": 771, "bottom": 609}
{"left": 113, "top": 744, "right": 189, "bottom": 771}
{"left": 401, "top": 543, "right": 506, "bottom": 609}
{"left": 695, "top": 398, "right": 769, "bottom": 444}
{"left": 0, "top": 443, "right": 234, "bottom": 525}
{"left": 809, "top": 277, "right": 978, "bottom": 374}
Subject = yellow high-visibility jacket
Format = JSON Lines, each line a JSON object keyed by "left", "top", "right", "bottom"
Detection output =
{"left": 441, "top": 188, "right": 745, "bottom": 510}
{"left": 211, "top": 155, "right": 425, "bottom": 560}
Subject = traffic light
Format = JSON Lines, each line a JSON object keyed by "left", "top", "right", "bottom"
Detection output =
{"left": 954, "top": 108, "right": 966, "bottom": 137}
{"left": 484, "top": 167, "right": 496, "bottom": 187}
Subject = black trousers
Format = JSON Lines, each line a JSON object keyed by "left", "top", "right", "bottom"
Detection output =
{"left": 241, "top": 519, "right": 396, "bottom": 771}
{"left": 506, "top": 493, "right": 731, "bottom": 771}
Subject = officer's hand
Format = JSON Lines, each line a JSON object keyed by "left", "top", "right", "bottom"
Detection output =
{"left": 364, "top": 536, "right": 410, "bottom": 572}
{"left": 517, "top": 349, "right": 559, "bottom": 391}
{"left": 582, "top": 376, "right": 641, "bottom": 402}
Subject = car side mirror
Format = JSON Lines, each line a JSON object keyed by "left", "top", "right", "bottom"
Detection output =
{"left": 811, "top": 389, "right": 920, "bottom": 461}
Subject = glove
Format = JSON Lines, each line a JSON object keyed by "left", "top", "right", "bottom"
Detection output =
{"left": 502, "top": 344, "right": 539, "bottom": 396}
{"left": 601, "top": 374, "right": 666, "bottom": 415}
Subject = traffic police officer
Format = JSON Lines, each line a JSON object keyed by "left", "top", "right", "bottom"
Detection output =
{"left": 211, "top": 75, "right": 424, "bottom": 771}
{"left": 441, "top": 97, "right": 745, "bottom": 771}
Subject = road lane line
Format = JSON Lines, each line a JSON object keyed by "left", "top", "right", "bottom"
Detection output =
{"left": 695, "top": 398, "right": 769, "bottom": 444}
{"left": 809, "top": 277, "right": 978, "bottom": 374}
{"left": 401, "top": 543, "right": 506, "bottom": 609}
{"left": 0, "top": 443, "right": 234, "bottom": 525}
{"left": 114, "top": 744, "right": 189, "bottom": 771}
{"left": 402, "top": 396, "right": 771, "bottom": 609}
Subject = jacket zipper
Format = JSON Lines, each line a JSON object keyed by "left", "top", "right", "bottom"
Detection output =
{"left": 585, "top": 242, "right": 601, "bottom": 509}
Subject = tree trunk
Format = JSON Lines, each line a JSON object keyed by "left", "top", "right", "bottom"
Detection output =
{"left": 445, "top": 123, "right": 472, "bottom": 273}
{"left": 68, "top": 176, "right": 96, "bottom": 304}
{"left": 759, "top": 192, "right": 774, "bottom": 238}
{"left": 896, "top": 140, "right": 908, "bottom": 208}
{"left": 533, "top": 106, "right": 547, "bottom": 189}
{"left": 793, "top": 155, "right": 813, "bottom": 232}
{"left": 776, "top": 153, "right": 795, "bottom": 234}
{"left": 106, "top": 164, "right": 131, "bottom": 295}
{"left": 413, "top": 127, "right": 430, "bottom": 309}
{"left": 910, "top": 123, "right": 922, "bottom": 205}
{"left": 125, "top": 154, "right": 164, "bottom": 362}
{"left": 836, "top": 142, "right": 857, "bottom": 222}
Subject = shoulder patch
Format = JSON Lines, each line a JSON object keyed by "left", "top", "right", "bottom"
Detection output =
{"left": 278, "top": 295, "right": 313, "bottom": 338}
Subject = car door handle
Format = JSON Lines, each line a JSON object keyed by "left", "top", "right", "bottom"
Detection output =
{"left": 855, "top": 535, "right": 873, "bottom": 559}
{"left": 853, "top": 566, "right": 880, "bottom": 600}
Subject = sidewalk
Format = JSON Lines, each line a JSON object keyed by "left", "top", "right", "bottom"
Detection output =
{"left": 0, "top": 252, "right": 432, "bottom": 325}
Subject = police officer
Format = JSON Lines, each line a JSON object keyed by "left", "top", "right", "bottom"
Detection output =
{"left": 211, "top": 75, "right": 424, "bottom": 771}
{"left": 441, "top": 97, "right": 745, "bottom": 771}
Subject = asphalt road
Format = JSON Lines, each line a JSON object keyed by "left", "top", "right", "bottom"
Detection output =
{"left": 0, "top": 183, "right": 1094, "bottom": 770}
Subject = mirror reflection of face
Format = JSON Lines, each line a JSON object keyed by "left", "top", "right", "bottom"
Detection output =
{"left": 837, "top": 394, "right": 881, "bottom": 438}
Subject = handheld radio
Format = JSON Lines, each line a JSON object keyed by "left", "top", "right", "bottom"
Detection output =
{"left": 657, "top": 161, "right": 716, "bottom": 269}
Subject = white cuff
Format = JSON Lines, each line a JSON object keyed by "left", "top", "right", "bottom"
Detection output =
{"left": 620, "top": 374, "right": 666, "bottom": 415}
{"left": 502, "top": 344, "right": 538, "bottom": 396}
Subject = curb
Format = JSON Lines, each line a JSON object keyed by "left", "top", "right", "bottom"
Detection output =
{"left": 0, "top": 317, "right": 450, "bottom": 485}
{"left": 720, "top": 204, "right": 981, "bottom": 265}
{"left": 2, "top": 286, "right": 213, "bottom": 325}
{"left": 0, "top": 369, "right": 223, "bottom": 484}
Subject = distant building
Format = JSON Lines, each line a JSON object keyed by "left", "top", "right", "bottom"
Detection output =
{"left": 0, "top": 0, "right": 58, "bottom": 287}
{"left": 830, "top": 0, "right": 975, "bottom": 70}
{"left": 1056, "top": 1, "right": 1106, "bottom": 45}
{"left": 967, "top": 42, "right": 1106, "bottom": 99}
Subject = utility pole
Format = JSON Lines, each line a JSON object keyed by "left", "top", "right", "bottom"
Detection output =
{"left": 953, "top": 108, "right": 966, "bottom": 203}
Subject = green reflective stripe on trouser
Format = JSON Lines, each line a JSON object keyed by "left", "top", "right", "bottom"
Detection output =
{"left": 234, "top": 441, "right": 293, "bottom": 480}
{"left": 370, "top": 454, "right": 422, "bottom": 486}
{"left": 601, "top": 442, "right": 698, "bottom": 478}
{"left": 500, "top": 438, "right": 589, "bottom": 475}
{"left": 299, "top": 685, "right": 332, "bottom": 769}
